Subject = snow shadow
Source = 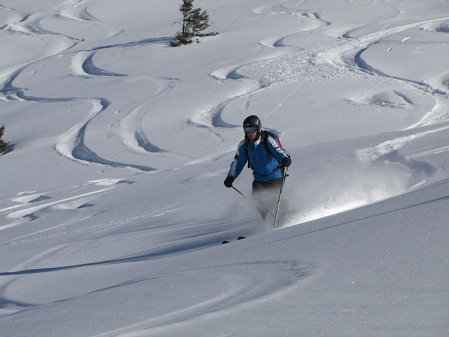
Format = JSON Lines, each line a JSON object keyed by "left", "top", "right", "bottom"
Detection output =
{"left": 82, "top": 53, "right": 126, "bottom": 77}
{"left": 442, "top": 75, "right": 449, "bottom": 89}
{"left": 72, "top": 123, "right": 154, "bottom": 171}
{"left": 428, "top": 21, "right": 449, "bottom": 33}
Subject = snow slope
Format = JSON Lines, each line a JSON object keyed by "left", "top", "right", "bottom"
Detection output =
{"left": 1, "top": 0, "right": 449, "bottom": 336}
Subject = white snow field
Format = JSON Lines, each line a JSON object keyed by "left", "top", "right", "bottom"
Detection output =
{"left": 1, "top": 0, "right": 449, "bottom": 336}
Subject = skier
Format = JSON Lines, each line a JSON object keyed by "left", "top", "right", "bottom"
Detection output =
{"left": 224, "top": 115, "right": 291, "bottom": 219}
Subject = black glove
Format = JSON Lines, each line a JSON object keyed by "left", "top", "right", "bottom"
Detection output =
{"left": 224, "top": 176, "right": 234, "bottom": 188}
{"left": 281, "top": 157, "right": 291, "bottom": 168}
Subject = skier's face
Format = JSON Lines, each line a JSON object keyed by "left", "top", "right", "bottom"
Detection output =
{"left": 246, "top": 130, "right": 258, "bottom": 140}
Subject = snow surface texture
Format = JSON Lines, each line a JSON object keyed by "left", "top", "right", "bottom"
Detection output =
{"left": 1, "top": 0, "right": 449, "bottom": 336}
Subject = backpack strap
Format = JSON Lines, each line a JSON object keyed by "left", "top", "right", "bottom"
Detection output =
{"left": 262, "top": 131, "right": 273, "bottom": 156}
{"left": 262, "top": 130, "right": 283, "bottom": 160}
{"left": 244, "top": 138, "right": 250, "bottom": 168}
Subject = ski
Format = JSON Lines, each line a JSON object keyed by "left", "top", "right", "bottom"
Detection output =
{"left": 222, "top": 236, "right": 246, "bottom": 244}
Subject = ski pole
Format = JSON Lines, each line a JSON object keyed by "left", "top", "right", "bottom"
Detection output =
{"left": 232, "top": 186, "right": 249, "bottom": 201}
{"left": 273, "top": 167, "right": 288, "bottom": 230}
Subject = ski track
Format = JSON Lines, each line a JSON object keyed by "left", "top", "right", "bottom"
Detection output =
{"left": 195, "top": 5, "right": 449, "bottom": 137}
{"left": 0, "top": 257, "right": 313, "bottom": 334}
{"left": 194, "top": 6, "right": 328, "bottom": 131}
{"left": 0, "top": 204, "right": 180, "bottom": 248}
{"left": 68, "top": 260, "right": 312, "bottom": 337}
{"left": 0, "top": 177, "right": 135, "bottom": 232}
{"left": 5, "top": 0, "right": 446, "bottom": 176}
{"left": 0, "top": 0, "right": 173, "bottom": 171}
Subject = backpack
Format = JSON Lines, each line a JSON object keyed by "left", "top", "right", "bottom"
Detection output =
{"left": 244, "top": 130, "right": 285, "bottom": 168}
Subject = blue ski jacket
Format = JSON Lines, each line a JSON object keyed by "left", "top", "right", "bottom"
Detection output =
{"left": 227, "top": 132, "right": 290, "bottom": 183}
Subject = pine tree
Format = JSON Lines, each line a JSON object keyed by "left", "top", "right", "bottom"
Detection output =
{"left": 189, "top": 8, "right": 210, "bottom": 37}
{"left": 171, "top": 0, "right": 216, "bottom": 47}
{"left": 0, "top": 125, "right": 9, "bottom": 153}
{"left": 180, "top": 0, "right": 194, "bottom": 38}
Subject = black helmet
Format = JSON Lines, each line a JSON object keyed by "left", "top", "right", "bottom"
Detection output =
{"left": 243, "top": 115, "right": 261, "bottom": 133}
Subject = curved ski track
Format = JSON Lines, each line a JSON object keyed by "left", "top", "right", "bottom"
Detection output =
{"left": 197, "top": 9, "right": 449, "bottom": 133}
{"left": 2, "top": 1, "right": 448, "bottom": 173}
{"left": 0, "top": 1, "right": 171, "bottom": 171}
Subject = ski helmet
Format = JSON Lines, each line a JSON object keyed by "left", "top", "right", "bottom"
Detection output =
{"left": 243, "top": 115, "right": 261, "bottom": 134}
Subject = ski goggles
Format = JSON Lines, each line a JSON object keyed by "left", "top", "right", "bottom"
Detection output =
{"left": 244, "top": 127, "right": 258, "bottom": 133}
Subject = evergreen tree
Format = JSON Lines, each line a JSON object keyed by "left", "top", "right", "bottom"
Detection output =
{"left": 179, "top": 0, "right": 194, "bottom": 38}
{"left": 189, "top": 8, "right": 210, "bottom": 36}
{"left": 171, "top": 0, "right": 216, "bottom": 47}
{"left": 0, "top": 125, "right": 9, "bottom": 153}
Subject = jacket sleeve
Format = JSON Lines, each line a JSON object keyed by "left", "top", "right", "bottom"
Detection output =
{"left": 266, "top": 135, "right": 290, "bottom": 163}
{"left": 227, "top": 140, "right": 247, "bottom": 179}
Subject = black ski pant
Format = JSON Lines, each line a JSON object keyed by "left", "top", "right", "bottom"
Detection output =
{"left": 252, "top": 178, "right": 283, "bottom": 219}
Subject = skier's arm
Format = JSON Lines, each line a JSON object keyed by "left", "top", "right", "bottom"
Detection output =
{"left": 227, "top": 140, "right": 247, "bottom": 180}
{"left": 266, "top": 136, "right": 291, "bottom": 166}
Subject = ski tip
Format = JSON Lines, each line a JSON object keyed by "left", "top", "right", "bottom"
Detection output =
{"left": 222, "top": 237, "right": 246, "bottom": 244}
